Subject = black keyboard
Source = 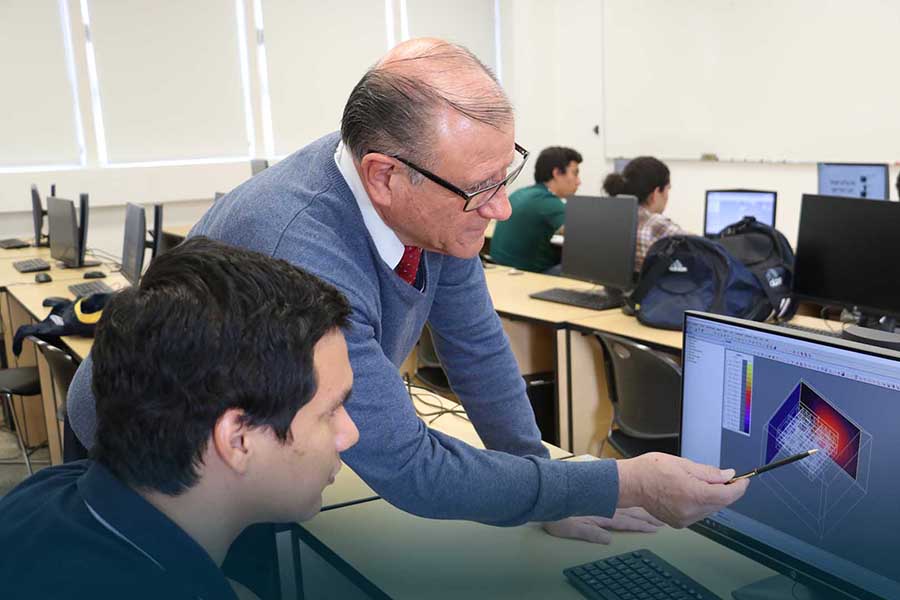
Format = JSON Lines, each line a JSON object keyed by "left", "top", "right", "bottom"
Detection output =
{"left": 0, "top": 238, "right": 30, "bottom": 249}
{"left": 780, "top": 322, "right": 841, "bottom": 338}
{"left": 530, "top": 287, "right": 622, "bottom": 311}
{"left": 565, "top": 550, "right": 720, "bottom": 600}
{"left": 13, "top": 258, "right": 50, "bottom": 273}
{"left": 68, "top": 281, "right": 113, "bottom": 297}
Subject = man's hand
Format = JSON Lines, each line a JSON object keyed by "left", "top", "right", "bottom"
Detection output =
{"left": 542, "top": 507, "right": 665, "bottom": 544}
{"left": 617, "top": 452, "right": 749, "bottom": 529}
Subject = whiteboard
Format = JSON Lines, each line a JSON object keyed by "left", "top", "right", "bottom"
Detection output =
{"left": 602, "top": 0, "right": 900, "bottom": 163}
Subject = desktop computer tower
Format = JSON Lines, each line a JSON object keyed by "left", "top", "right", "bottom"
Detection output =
{"left": 524, "top": 371, "right": 558, "bottom": 446}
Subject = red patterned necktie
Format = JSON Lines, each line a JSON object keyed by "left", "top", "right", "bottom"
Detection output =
{"left": 395, "top": 245, "right": 422, "bottom": 285}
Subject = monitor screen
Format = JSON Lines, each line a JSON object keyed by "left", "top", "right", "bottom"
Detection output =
{"left": 793, "top": 194, "right": 900, "bottom": 318}
{"left": 817, "top": 163, "right": 889, "bottom": 200}
{"left": 121, "top": 203, "right": 146, "bottom": 286}
{"left": 704, "top": 190, "right": 777, "bottom": 236}
{"left": 47, "top": 196, "right": 80, "bottom": 267}
{"left": 613, "top": 158, "right": 630, "bottom": 174}
{"left": 681, "top": 312, "right": 900, "bottom": 599}
{"left": 561, "top": 195, "right": 637, "bottom": 290}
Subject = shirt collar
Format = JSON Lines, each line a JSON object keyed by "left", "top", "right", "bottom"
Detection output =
{"left": 334, "top": 141, "right": 406, "bottom": 269}
{"left": 77, "top": 461, "right": 237, "bottom": 600}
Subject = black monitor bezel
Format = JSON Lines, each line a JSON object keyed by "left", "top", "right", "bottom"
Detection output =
{"left": 30, "top": 185, "right": 47, "bottom": 247}
{"left": 560, "top": 195, "right": 638, "bottom": 290}
{"left": 679, "top": 311, "right": 899, "bottom": 600}
{"left": 702, "top": 189, "right": 778, "bottom": 237}
{"left": 816, "top": 162, "right": 890, "bottom": 201}
{"left": 793, "top": 193, "right": 900, "bottom": 320}
{"left": 150, "top": 204, "right": 163, "bottom": 259}
{"left": 47, "top": 196, "right": 81, "bottom": 268}
{"left": 121, "top": 202, "right": 146, "bottom": 286}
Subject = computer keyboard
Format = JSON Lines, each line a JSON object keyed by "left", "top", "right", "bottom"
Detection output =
{"left": 564, "top": 549, "right": 720, "bottom": 600}
{"left": 68, "top": 281, "right": 113, "bottom": 297}
{"left": 530, "top": 287, "right": 622, "bottom": 311}
{"left": 0, "top": 238, "right": 30, "bottom": 249}
{"left": 779, "top": 322, "right": 842, "bottom": 338}
{"left": 13, "top": 258, "right": 50, "bottom": 273}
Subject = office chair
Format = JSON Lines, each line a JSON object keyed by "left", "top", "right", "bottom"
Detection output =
{"left": 29, "top": 337, "right": 88, "bottom": 462}
{"left": 594, "top": 332, "right": 681, "bottom": 458}
{"left": 414, "top": 324, "right": 452, "bottom": 395}
{"left": 0, "top": 365, "right": 42, "bottom": 475}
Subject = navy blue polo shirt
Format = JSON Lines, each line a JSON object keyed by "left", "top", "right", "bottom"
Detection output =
{"left": 0, "top": 460, "right": 238, "bottom": 600}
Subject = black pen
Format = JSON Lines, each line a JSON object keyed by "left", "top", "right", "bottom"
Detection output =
{"left": 726, "top": 449, "right": 820, "bottom": 484}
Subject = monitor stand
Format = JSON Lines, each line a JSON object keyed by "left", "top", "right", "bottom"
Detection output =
{"left": 55, "top": 259, "right": 101, "bottom": 269}
{"left": 733, "top": 575, "right": 847, "bottom": 599}
{"left": 840, "top": 313, "right": 900, "bottom": 351}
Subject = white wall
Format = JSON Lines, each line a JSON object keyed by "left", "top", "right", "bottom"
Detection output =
{"left": 3, "top": 0, "right": 899, "bottom": 257}
{"left": 504, "top": 1, "right": 900, "bottom": 249}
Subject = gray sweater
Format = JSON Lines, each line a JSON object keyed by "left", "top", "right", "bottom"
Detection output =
{"left": 67, "top": 132, "right": 619, "bottom": 525}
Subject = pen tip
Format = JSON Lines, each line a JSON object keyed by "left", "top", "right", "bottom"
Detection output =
{"left": 808, "top": 449, "right": 819, "bottom": 454}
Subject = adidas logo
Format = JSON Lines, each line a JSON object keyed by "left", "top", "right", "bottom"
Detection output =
{"left": 668, "top": 259, "right": 688, "bottom": 273}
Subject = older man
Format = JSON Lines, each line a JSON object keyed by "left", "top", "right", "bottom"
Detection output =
{"left": 68, "top": 39, "right": 746, "bottom": 543}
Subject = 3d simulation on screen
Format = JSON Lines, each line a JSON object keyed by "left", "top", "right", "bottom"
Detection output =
{"left": 762, "top": 381, "right": 872, "bottom": 539}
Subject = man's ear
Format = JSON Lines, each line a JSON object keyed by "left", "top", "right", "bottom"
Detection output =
{"left": 212, "top": 408, "right": 253, "bottom": 475}
{"left": 359, "top": 153, "right": 398, "bottom": 210}
{"left": 552, "top": 166, "right": 565, "bottom": 180}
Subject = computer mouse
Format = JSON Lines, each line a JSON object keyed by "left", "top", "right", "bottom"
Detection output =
{"left": 83, "top": 271, "right": 107, "bottom": 279}
{"left": 35, "top": 272, "right": 52, "bottom": 284}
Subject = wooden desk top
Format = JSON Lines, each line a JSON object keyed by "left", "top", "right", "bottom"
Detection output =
{"left": 324, "top": 391, "right": 571, "bottom": 510}
{"left": 568, "top": 312, "right": 845, "bottom": 351}
{"left": 0, "top": 259, "right": 116, "bottom": 290}
{"left": 299, "top": 499, "right": 774, "bottom": 599}
{"left": 0, "top": 246, "right": 53, "bottom": 262}
{"left": 484, "top": 220, "right": 496, "bottom": 239}
{"left": 484, "top": 265, "right": 616, "bottom": 325}
{"left": 7, "top": 273, "right": 129, "bottom": 361}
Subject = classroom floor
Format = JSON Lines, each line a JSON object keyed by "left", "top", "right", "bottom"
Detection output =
{"left": 0, "top": 429, "right": 49, "bottom": 497}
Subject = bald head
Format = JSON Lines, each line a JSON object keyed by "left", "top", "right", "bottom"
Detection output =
{"left": 341, "top": 38, "right": 512, "bottom": 170}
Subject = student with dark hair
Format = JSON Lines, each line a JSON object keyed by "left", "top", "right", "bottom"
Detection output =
{"left": 603, "top": 156, "right": 684, "bottom": 271}
{"left": 491, "top": 146, "right": 583, "bottom": 272}
{"left": 0, "top": 237, "right": 358, "bottom": 599}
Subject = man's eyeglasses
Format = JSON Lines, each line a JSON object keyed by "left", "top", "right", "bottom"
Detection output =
{"left": 376, "top": 143, "right": 529, "bottom": 212}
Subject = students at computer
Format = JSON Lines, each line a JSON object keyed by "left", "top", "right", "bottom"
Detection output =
{"left": 603, "top": 156, "right": 684, "bottom": 271}
{"left": 0, "top": 238, "right": 359, "bottom": 599}
{"left": 490, "top": 146, "right": 583, "bottom": 273}
{"left": 67, "top": 38, "right": 746, "bottom": 548}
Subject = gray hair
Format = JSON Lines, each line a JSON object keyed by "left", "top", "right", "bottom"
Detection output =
{"left": 340, "top": 42, "right": 513, "bottom": 182}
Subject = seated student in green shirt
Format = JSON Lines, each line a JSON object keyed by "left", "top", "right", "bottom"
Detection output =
{"left": 490, "top": 146, "right": 582, "bottom": 273}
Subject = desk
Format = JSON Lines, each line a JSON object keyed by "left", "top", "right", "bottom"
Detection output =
{"left": 163, "top": 224, "right": 192, "bottom": 239}
{"left": 3, "top": 273, "right": 128, "bottom": 463}
{"left": 296, "top": 497, "right": 774, "bottom": 599}
{"left": 0, "top": 246, "right": 51, "bottom": 261}
{"left": 324, "top": 391, "right": 572, "bottom": 511}
{"left": 484, "top": 266, "right": 617, "bottom": 450}
{"left": 559, "top": 311, "right": 847, "bottom": 455}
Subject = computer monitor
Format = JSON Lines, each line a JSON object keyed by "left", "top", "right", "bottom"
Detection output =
{"left": 817, "top": 163, "right": 889, "bottom": 200}
{"left": 250, "top": 159, "right": 269, "bottom": 175}
{"left": 48, "top": 197, "right": 80, "bottom": 268}
{"left": 794, "top": 195, "right": 900, "bottom": 340}
{"left": 613, "top": 158, "right": 631, "bottom": 174}
{"left": 703, "top": 189, "right": 777, "bottom": 236}
{"left": 121, "top": 203, "right": 146, "bottom": 286}
{"left": 681, "top": 311, "right": 900, "bottom": 599}
{"left": 150, "top": 204, "right": 163, "bottom": 259}
{"left": 47, "top": 194, "right": 98, "bottom": 268}
{"left": 30, "top": 185, "right": 47, "bottom": 247}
